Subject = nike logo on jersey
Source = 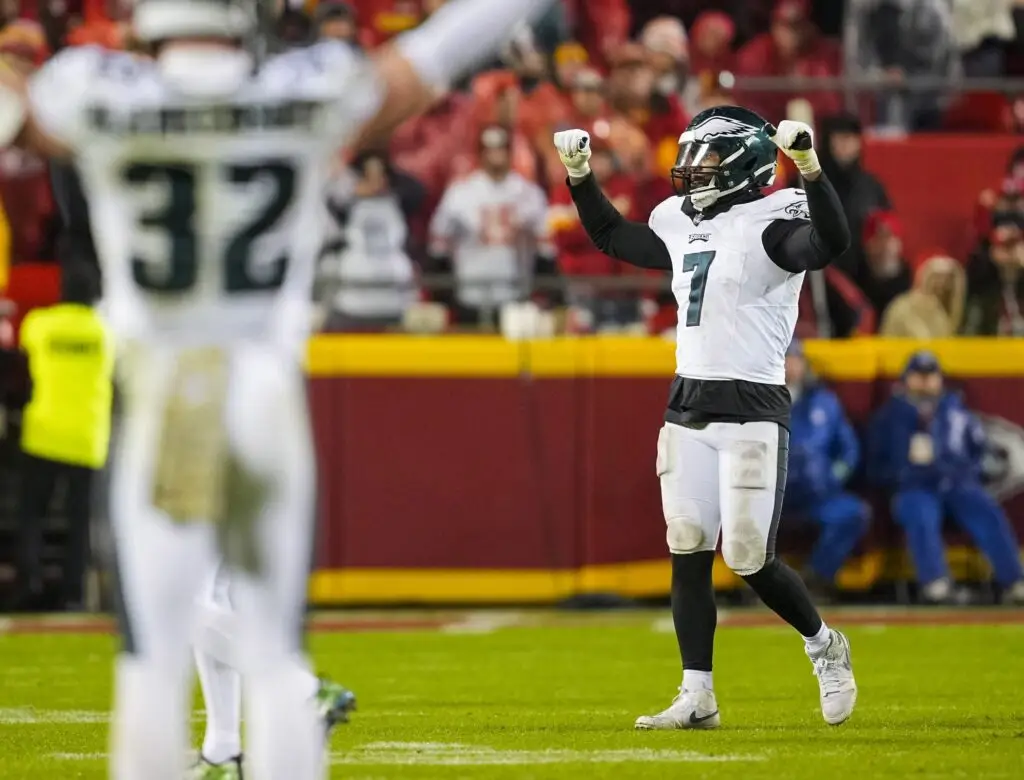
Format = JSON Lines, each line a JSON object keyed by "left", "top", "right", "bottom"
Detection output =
{"left": 689, "top": 710, "right": 719, "bottom": 724}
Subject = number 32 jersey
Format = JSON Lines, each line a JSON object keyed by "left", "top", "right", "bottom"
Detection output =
{"left": 27, "top": 43, "right": 383, "bottom": 351}
{"left": 648, "top": 189, "right": 808, "bottom": 386}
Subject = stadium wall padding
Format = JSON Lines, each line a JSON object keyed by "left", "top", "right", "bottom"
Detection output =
{"left": 304, "top": 336, "right": 1024, "bottom": 604}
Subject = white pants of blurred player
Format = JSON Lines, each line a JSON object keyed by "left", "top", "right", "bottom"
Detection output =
{"left": 107, "top": 341, "right": 323, "bottom": 780}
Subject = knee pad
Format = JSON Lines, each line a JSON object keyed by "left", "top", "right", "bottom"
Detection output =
{"left": 665, "top": 499, "right": 706, "bottom": 554}
{"left": 721, "top": 515, "right": 769, "bottom": 576}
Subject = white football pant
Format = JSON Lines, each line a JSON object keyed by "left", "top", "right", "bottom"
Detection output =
{"left": 107, "top": 342, "right": 323, "bottom": 780}
{"left": 657, "top": 420, "right": 788, "bottom": 574}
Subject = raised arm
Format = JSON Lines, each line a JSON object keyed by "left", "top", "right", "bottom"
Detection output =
{"left": 761, "top": 120, "right": 852, "bottom": 273}
{"left": 553, "top": 129, "right": 672, "bottom": 271}
{"left": 352, "top": 0, "right": 554, "bottom": 147}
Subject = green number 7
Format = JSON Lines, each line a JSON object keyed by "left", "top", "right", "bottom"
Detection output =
{"left": 682, "top": 250, "right": 716, "bottom": 327}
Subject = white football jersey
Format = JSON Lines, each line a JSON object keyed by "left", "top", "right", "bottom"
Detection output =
{"left": 429, "top": 170, "right": 551, "bottom": 308}
{"left": 27, "top": 43, "right": 383, "bottom": 352}
{"left": 649, "top": 188, "right": 809, "bottom": 385}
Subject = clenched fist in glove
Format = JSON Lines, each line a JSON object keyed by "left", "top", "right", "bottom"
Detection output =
{"left": 553, "top": 129, "right": 592, "bottom": 180}
{"left": 769, "top": 119, "right": 821, "bottom": 179}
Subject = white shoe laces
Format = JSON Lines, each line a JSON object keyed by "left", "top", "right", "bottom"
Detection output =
{"left": 813, "top": 656, "right": 846, "bottom": 696}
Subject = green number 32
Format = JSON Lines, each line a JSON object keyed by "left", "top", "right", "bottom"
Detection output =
{"left": 682, "top": 250, "right": 716, "bottom": 327}
{"left": 123, "top": 161, "right": 296, "bottom": 294}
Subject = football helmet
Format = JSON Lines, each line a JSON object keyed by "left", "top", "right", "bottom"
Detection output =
{"left": 671, "top": 106, "right": 779, "bottom": 210}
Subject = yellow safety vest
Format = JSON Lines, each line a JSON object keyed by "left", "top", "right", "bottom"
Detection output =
{"left": 20, "top": 303, "right": 114, "bottom": 469}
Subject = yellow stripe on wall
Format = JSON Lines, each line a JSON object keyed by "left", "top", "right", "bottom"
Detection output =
{"left": 308, "top": 546, "right": 1006, "bottom": 605}
{"left": 306, "top": 335, "right": 1024, "bottom": 380}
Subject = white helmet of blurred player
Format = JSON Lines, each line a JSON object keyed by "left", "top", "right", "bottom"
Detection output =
{"left": 133, "top": 0, "right": 258, "bottom": 96}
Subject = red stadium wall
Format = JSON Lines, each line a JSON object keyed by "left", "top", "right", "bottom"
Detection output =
{"left": 305, "top": 337, "right": 1024, "bottom": 604}
{"left": 862, "top": 134, "right": 1019, "bottom": 263}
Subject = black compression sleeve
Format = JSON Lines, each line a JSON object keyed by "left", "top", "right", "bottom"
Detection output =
{"left": 762, "top": 174, "right": 851, "bottom": 273}
{"left": 567, "top": 174, "right": 673, "bottom": 271}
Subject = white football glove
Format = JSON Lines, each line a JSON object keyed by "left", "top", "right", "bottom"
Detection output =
{"left": 769, "top": 119, "right": 820, "bottom": 178}
{"left": 553, "top": 129, "right": 592, "bottom": 179}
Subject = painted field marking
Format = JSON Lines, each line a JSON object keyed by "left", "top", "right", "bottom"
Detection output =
{"left": 329, "top": 741, "right": 765, "bottom": 766}
{"left": 49, "top": 742, "right": 766, "bottom": 767}
{"left": 0, "top": 708, "right": 108, "bottom": 725}
{"left": 441, "top": 611, "right": 523, "bottom": 634}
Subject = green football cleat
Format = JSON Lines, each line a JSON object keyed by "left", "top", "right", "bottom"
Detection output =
{"left": 187, "top": 755, "right": 242, "bottom": 780}
{"left": 315, "top": 677, "right": 357, "bottom": 732}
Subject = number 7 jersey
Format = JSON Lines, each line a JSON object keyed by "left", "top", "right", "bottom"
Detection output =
{"left": 27, "top": 43, "right": 383, "bottom": 351}
{"left": 648, "top": 188, "right": 809, "bottom": 386}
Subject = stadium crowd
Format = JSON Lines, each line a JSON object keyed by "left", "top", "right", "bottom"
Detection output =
{"left": 0, "top": 1, "right": 1024, "bottom": 337}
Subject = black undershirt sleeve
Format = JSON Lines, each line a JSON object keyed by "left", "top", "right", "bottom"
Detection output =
{"left": 761, "top": 174, "right": 851, "bottom": 273}
{"left": 567, "top": 174, "right": 673, "bottom": 271}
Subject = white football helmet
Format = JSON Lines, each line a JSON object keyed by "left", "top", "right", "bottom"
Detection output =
{"left": 133, "top": 0, "right": 257, "bottom": 43}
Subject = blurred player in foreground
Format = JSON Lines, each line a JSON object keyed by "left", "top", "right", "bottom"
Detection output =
{"left": 0, "top": 0, "right": 552, "bottom": 777}
{"left": 554, "top": 108, "right": 857, "bottom": 729}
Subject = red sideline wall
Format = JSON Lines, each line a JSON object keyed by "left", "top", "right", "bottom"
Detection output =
{"left": 305, "top": 337, "right": 1024, "bottom": 604}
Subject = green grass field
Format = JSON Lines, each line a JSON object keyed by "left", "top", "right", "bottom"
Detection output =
{"left": 1, "top": 609, "right": 1023, "bottom": 779}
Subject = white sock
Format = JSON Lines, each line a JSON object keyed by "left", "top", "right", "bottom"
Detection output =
{"left": 804, "top": 621, "right": 831, "bottom": 656}
{"left": 682, "top": 670, "right": 714, "bottom": 692}
{"left": 110, "top": 654, "right": 190, "bottom": 780}
{"left": 245, "top": 657, "right": 325, "bottom": 780}
{"left": 195, "top": 647, "right": 243, "bottom": 764}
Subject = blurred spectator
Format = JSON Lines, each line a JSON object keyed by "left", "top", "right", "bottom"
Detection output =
{"left": 552, "top": 40, "right": 590, "bottom": 89}
{"left": 963, "top": 213, "right": 1024, "bottom": 336}
{"left": 783, "top": 339, "right": 869, "bottom": 591}
{"left": 814, "top": 114, "right": 891, "bottom": 275}
{"left": 0, "top": 21, "right": 56, "bottom": 272}
{"left": 561, "top": 0, "right": 631, "bottom": 70}
{"left": 66, "top": 0, "right": 128, "bottom": 49}
{"left": 952, "top": 0, "right": 1015, "bottom": 77}
{"left": 314, "top": 0, "right": 358, "bottom": 45}
{"left": 689, "top": 11, "right": 736, "bottom": 79}
{"left": 321, "top": 151, "right": 425, "bottom": 331}
{"left": 880, "top": 250, "right": 964, "bottom": 338}
{"left": 734, "top": 0, "right": 842, "bottom": 123}
{"left": 849, "top": 0, "right": 959, "bottom": 131}
{"left": 606, "top": 42, "right": 689, "bottom": 181}
{"left": 428, "top": 126, "right": 557, "bottom": 327}
{"left": 795, "top": 266, "right": 876, "bottom": 339}
{"left": 640, "top": 16, "right": 695, "bottom": 113}
{"left": 461, "top": 73, "right": 544, "bottom": 184}
{"left": 548, "top": 68, "right": 650, "bottom": 183}
{"left": 390, "top": 91, "right": 474, "bottom": 206}
{"left": 867, "top": 351, "right": 1024, "bottom": 605}
{"left": 855, "top": 210, "right": 911, "bottom": 318}
{"left": 17, "top": 262, "right": 112, "bottom": 611}
{"left": 495, "top": 26, "right": 569, "bottom": 177}
{"left": 277, "top": 6, "right": 314, "bottom": 46}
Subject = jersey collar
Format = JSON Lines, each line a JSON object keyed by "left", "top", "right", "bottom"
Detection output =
{"left": 683, "top": 190, "right": 764, "bottom": 223}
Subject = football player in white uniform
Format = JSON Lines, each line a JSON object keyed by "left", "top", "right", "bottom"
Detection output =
{"left": 0, "top": 0, "right": 553, "bottom": 777}
{"left": 554, "top": 107, "right": 858, "bottom": 729}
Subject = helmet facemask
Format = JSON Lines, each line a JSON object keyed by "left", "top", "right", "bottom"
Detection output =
{"left": 671, "top": 139, "right": 726, "bottom": 210}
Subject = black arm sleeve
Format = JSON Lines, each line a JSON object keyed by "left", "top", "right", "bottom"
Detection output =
{"left": 761, "top": 174, "right": 851, "bottom": 273}
{"left": 567, "top": 174, "right": 672, "bottom": 271}
{"left": 50, "top": 162, "right": 100, "bottom": 279}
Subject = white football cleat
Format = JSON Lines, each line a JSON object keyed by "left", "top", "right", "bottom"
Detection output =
{"left": 809, "top": 629, "right": 857, "bottom": 725}
{"left": 634, "top": 688, "right": 721, "bottom": 730}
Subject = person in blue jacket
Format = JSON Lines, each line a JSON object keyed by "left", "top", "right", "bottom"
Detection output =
{"left": 785, "top": 339, "right": 870, "bottom": 587}
{"left": 867, "top": 350, "right": 1024, "bottom": 604}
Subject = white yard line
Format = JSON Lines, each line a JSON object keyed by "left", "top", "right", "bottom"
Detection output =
{"left": 440, "top": 611, "right": 523, "bottom": 634}
{"left": 329, "top": 742, "right": 765, "bottom": 765}
{"left": 50, "top": 741, "right": 766, "bottom": 766}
